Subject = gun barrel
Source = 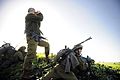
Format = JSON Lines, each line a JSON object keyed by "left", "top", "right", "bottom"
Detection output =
{"left": 80, "top": 37, "right": 92, "bottom": 44}
{"left": 3, "top": 41, "right": 7, "bottom": 44}
{"left": 72, "top": 37, "right": 92, "bottom": 50}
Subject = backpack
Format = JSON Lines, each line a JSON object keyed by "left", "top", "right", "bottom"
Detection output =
{"left": 56, "top": 48, "right": 73, "bottom": 63}
{"left": 0, "top": 43, "right": 16, "bottom": 68}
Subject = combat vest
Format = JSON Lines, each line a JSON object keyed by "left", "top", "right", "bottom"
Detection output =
{"left": 76, "top": 56, "right": 89, "bottom": 71}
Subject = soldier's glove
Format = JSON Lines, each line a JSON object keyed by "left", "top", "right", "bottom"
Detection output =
{"left": 36, "top": 11, "right": 41, "bottom": 14}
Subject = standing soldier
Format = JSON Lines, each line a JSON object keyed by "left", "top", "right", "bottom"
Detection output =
{"left": 22, "top": 8, "right": 50, "bottom": 79}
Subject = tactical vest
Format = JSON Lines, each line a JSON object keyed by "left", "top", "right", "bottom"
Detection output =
{"left": 77, "top": 56, "right": 89, "bottom": 71}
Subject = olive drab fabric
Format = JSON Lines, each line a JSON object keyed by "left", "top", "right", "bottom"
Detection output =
{"left": 73, "top": 55, "right": 94, "bottom": 80}
{"left": 14, "top": 51, "right": 24, "bottom": 61}
{"left": 41, "top": 49, "right": 79, "bottom": 80}
{"left": 55, "top": 49, "right": 79, "bottom": 73}
{"left": 42, "top": 65, "right": 78, "bottom": 80}
{"left": 25, "top": 12, "right": 43, "bottom": 35}
{"left": 23, "top": 9, "right": 50, "bottom": 79}
{"left": 38, "top": 40, "right": 49, "bottom": 58}
{"left": 23, "top": 37, "right": 38, "bottom": 79}
{"left": 76, "top": 56, "right": 89, "bottom": 71}
{"left": 14, "top": 46, "right": 27, "bottom": 62}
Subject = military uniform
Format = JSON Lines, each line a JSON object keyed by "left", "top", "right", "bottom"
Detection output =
{"left": 14, "top": 46, "right": 26, "bottom": 62}
{"left": 72, "top": 44, "right": 93, "bottom": 80}
{"left": 23, "top": 8, "right": 50, "bottom": 79}
{"left": 42, "top": 49, "right": 79, "bottom": 80}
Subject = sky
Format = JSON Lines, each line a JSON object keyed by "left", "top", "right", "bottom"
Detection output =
{"left": 0, "top": 0, "right": 120, "bottom": 62}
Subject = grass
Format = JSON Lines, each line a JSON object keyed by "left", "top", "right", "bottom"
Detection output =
{"left": 36, "top": 53, "right": 56, "bottom": 58}
{"left": 36, "top": 53, "right": 120, "bottom": 70}
{"left": 98, "top": 62, "right": 120, "bottom": 70}
{"left": 36, "top": 53, "right": 45, "bottom": 58}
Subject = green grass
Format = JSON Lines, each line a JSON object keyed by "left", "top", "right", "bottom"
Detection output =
{"left": 98, "top": 62, "right": 120, "bottom": 70}
{"left": 36, "top": 53, "right": 120, "bottom": 70}
{"left": 36, "top": 53, "right": 56, "bottom": 58}
{"left": 36, "top": 53, "right": 45, "bottom": 58}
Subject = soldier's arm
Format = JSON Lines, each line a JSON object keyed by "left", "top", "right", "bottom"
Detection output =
{"left": 36, "top": 12, "right": 43, "bottom": 21}
{"left": 17, "top": 51, "right": 24, "bottom": 61}
{"left": 26, "top": 13, "right": 43, "bottom": 22}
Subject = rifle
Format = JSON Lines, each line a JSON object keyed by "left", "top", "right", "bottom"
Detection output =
{"left": 80, "top": 37, "right": 92, "bottom": 44}
{"left": 58, "top": 37, "right": 92, "bottom": 63}
{"left": 36, "top": 37, "right": 92, "bottom": 79}
{"left": 74, "top": 37, "right": 92, "bottom": 46}
{"left": 72, "top": 37, "right": 92, "bottom": 50}
{"left": 31, "top": 32, "right": 47, "bottom": 42}
{"left": 41, "top": 37, "right": 92, "bottom": 69}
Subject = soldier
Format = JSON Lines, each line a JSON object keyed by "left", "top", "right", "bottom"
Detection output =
{"left": 14, "top": 46, "right": 27, "bottom": 62}
{"left": 22, "top": 8, "right": 50, "bottom": 79}
{"left": 0, "top": 43, "right": 16, "bottom": 69}
{"left": 41, "top": 48, "right": 79, "bottom": 80}
{"left": 73, "top": 44, "right": 93, "bottom": 80}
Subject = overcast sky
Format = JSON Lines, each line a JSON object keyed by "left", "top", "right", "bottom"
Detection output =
{"left": 0, "top": 0, "right": 120, "bottom": 62}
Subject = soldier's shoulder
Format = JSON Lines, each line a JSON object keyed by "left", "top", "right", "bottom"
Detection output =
{"left": 14, "top": 51, "right": 22, "bottom": 55}
{"left": 26, "top": 13, "right": 35, "bottom": 18}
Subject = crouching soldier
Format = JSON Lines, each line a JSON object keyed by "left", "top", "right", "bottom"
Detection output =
{"left": 41, "top": 47, "right": 79, "bottom": 80}
{"left": 14, "top": 46, "right": 27, "bottom": 62}
{"left": 72, "top": 44, "right": 94, "bottom": 80}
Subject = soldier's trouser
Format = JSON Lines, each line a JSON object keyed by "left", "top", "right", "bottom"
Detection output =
{"left": 38, "top": 40, "right": 50, "bottom": 58}
{"left": 23, "top": 36, "right": 50, "bottom": 78}
{"left": 42, "top": 65, "right": 78, "bottom": 80}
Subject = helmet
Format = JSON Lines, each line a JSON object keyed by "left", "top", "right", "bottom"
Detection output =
{"left": 28, "top": 8, "right": 35, "bottom": 12}
{"left": 18, "top": 46, "right": 26, "bottom": 51}
{"left": 73, "top": 44, "right": 83, "bottom": 51}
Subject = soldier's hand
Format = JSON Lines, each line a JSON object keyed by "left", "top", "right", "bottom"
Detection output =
{"left": 36, "top": 11, "right": 41, "bottom": 14}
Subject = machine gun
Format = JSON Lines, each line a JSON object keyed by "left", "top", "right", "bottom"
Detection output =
{"left": 57, "top": 37, "right": 92, "bottom": 63}
{"left": 34, "top": 37, "right": 92, "bottom": 79}
{"left": 78, "top": 37, "right": 92, "bottom": 44}
{"left": 72, "top": 36, "right": 92, "bottom": 50}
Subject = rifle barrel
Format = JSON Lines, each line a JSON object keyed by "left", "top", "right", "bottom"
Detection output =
{"left": 80, "top": 37, "right": 92, "bottom": 44}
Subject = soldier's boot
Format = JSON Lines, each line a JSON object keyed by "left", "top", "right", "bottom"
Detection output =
{"left": 45, "top": 46, "right": 50, "bottom": 63}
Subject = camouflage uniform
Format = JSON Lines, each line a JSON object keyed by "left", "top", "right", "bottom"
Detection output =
{"left": 14, "top": 46, "right": 26, "bottom": 62}
{"left": 23, "top": 8, "right": 50, "bottom": 79}
{"left": 42, "top": 49, "right": 79, "bottom": 80}
{"left": 72, "top": 44, "right": 93, "bottom": 80}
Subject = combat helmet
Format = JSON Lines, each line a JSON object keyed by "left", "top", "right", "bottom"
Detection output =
{"left": 73, "top": 44, "right": 83, "bottom": 51}
{"left": 18, "top": 46, "right": 26, "bottom": 51}
{"left": 28, "top": 8, "right": 35, "bottom": 12}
